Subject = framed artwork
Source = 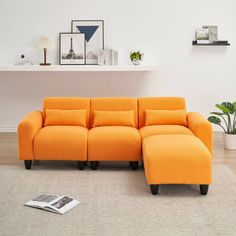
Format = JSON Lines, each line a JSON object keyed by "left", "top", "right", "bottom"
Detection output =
{"left": 59, "top": 33, "right": 85, "bottom": 65}
{"left": 71, "top": 20, "right": 104, "bottom": 65}
{"left": 203, "top": 25, "right": 218, "bottom": 42}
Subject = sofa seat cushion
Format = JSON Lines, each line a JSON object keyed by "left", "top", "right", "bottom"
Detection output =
{"left": 34, "top": 126, "right": 88, "bottom": 160}
{"left": 139, "top": 125, "right": 194, "bottom": 139}
{"left": 88, "top": 126, "right": 141, "bottom": 161}
{"left": 142, "top": 135, "right": 212, "bottom": 184}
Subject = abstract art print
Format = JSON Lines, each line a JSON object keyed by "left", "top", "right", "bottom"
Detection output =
{"left": 71, "top": 20, "right": 104, "bottom": 65}
{"left": 59, "top": 33, "right": 85, "bottom": 65}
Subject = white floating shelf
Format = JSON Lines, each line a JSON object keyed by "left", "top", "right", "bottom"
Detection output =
{"left": 0, "top": 65, "right": 156, "bottom": 72}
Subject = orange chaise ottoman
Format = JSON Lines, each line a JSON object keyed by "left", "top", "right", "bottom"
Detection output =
{"left": 142, "top": 135, "right": 212, "bottom": 195}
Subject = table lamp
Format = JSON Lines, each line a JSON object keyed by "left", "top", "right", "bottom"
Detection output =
{"left": 37, "top": 37, "right": 54, "bottom": 66}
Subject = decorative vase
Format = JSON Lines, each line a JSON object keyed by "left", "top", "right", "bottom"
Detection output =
{"left": 223, "top": 133, "right": 236, "bottom": 150}
{"left": 132, "top": 59, "right": 142, "bottom": 65}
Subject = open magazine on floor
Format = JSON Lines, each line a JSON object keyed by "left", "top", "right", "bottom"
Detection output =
{"left": 24, "top": 194, "right": 80, "bottom": 215}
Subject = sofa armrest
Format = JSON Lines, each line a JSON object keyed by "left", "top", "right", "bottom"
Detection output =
{"left": 18, "top": 111, "right": 43, "bottom": 160}
{"left": 187, "top": 112, "right": 213, "bottom": 154}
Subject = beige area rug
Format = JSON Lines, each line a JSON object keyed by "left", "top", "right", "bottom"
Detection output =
{"left": 0, "top": 162, "right": 236, "bottom": 236}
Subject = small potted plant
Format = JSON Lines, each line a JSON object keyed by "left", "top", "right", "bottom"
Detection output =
{"left": 130, "top": 51, "right": 144, "bottom": 65}
{"left": 208, "top": 102, "right": 236, "bottom": 149}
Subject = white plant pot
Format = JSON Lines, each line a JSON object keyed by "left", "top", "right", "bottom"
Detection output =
{"left": 132, "top": 59, "right": 142, "bottom": 65}
{"left": 223, "top": 133, "right": 236, "bottom": 150}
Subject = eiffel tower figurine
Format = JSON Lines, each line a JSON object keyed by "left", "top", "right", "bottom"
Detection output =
{"left": 66, "top": 38, "right": 77, "bottom": 59}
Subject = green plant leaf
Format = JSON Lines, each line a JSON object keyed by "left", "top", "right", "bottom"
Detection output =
{"left": 208, "top": 116, "right": 221, "bottom": 124}
{"left": 215, "top": 104, "right": 230, "bottom": 114}
{"left": 210, "top": 112, "right": 225, "bottom": 116}
{"left": 222, "top": 102, "right": 234, "bottom": 114}
{"left": 130, "top": 51, "right": 143, "bottom": 61}
{"left": 232, "top": 102, "right": 236, "bottom": 112}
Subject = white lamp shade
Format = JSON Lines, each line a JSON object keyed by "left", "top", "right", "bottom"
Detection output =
{"left": 37, "top": 37, "right": 54, "bottom": 49}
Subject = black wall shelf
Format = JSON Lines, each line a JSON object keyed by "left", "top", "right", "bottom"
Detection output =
{"left": 192, "top": 40, "right": 230, "bottom": 46}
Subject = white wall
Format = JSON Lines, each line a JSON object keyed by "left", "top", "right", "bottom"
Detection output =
{"left": 0, "top": 0, "right": 235, "bottom": 131}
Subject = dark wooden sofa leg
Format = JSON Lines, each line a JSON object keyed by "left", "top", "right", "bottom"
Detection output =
{"left": 129, "top": 161, "right": 139, "bottom": 170}
{"left": 24, "top": 160, "right": 32, "bottom": 170}
{"left": 150, "top": 185, "right": 159, "bottom": 195}
{"left": 90, "top": 161, "right": 98, "bottom": 170}
{"left": 78, "top": 161, "right": 86, "bottom": 170}
{"left": 200, "top": 185, "right": 209, "bottom": 195}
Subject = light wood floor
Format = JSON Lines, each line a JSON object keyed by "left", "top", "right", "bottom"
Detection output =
{"left": 0, "top": 132, "right": 236, "bottom": 173}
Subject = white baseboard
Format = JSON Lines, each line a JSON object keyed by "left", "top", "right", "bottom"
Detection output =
{"left": 0, "top": 127, "right": 17, "bottom": 132}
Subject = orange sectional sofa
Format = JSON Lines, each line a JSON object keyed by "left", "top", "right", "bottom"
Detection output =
{"left": 18, "top": 97, "right": 212, "bottom": 195}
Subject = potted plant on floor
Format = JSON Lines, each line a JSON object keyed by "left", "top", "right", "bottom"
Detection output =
{"left": 208, "top": 102, "right": 236, "bottom": 149}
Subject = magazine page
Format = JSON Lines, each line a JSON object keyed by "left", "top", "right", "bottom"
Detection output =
{"left": 47, "top": 196, "right": 80, "bottom": 215}
{"left": 24, "top": 194, "right": 80, "bottom": 215}
{"left": 24, "top": 194, "right": 60, "bottom": 209}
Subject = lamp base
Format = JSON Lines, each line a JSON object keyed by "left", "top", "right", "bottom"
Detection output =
{"left": 40, "top": 63, "right": 51, "bottom": 66}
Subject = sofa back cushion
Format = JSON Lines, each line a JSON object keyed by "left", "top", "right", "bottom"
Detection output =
{"left": 90, "top": 98, "right": 138, "bottom": 128}
{"left": 138, "top": 97, "right": 186, "bottom": 128}
{"left": 44, "top": 109, "right": 87, "bottom": 127}
{"left": 145, "top": 109, "right": 187, "bottom": 126}
{"left": 43, "top": 97, "right": 90, "bottom": 127}
{"left": 93, "top": 110, "right": 135, "bottom": 127}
